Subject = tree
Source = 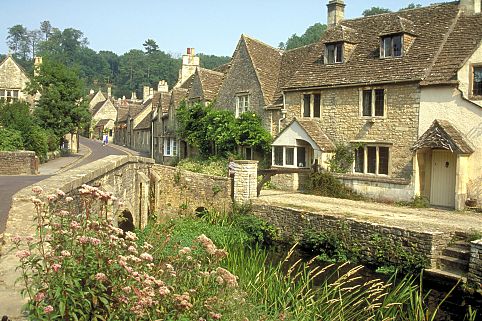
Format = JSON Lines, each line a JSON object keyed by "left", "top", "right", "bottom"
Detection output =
{"left": 281, "top": 23, "right": 327, "bottom": 50}
{"left": 143, "top": 39, "right": 159, "bottom": 54}
{"left": 198, "top": 53, "right": 231, "bottom": 70}
{"left": 28, "top": 29, "right": 43, "bottom": 58}
{"left": 400, "top": 3, "right": 422, "bottom": 10}
{"left": 26, "top": 60, "right": 91, "bottom": 145}
{"left": 362, "top": 7, "right": 392, "bottom": 16}
{"left": 40, "top": 20, "right": 52, "bottom": 40}
{"left": 6, "top": 24, "right": 28, "bottom": 54}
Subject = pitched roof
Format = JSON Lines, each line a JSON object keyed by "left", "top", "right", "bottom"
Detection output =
{"left": 285, "top": 2, "right": 464, "bottom": 89}
{"left": 323, "top": 24, "right": 359, "bottom": 44}
{"left": 411, "top": 119, "right": 474, "bottom": 154}
{"left": 242, "top": 35, "right": 283, "bottom": 105}
{"left": 180, "top": 73, "right": 195, "bottom": 90}
{"left": 91, "top": 100, "right": 105, "bottom": 115}
{"left": 117, "top": 103, "right": 144, "bottom": 122}
{"left": 0, "top": 55, "right": 28, "bottom": 76}
{"left": 422, "top": 12, "right": 482, "bottom": 85}
{"left": 271, "top": 44, "right": 318, "bottom": 106}
{"left": 94, "top": 119, "right": 112, "bottom": 128}
{"left": 213, "top": 62, "right": 231, "bottom": 74}
{"left": 296, "top": 119, "right": 336, "bottom": 152}
{"left": 159, "top": 92, "right": 172, "bottom": 113}
{"left": 197, "top": 68, "right": 225, "bottom": 101}
{"left": 134, "top": 112, "right": 152, "bottom": 130}
{"left": 171, "top": 88, "right": 188, "bottom": 108}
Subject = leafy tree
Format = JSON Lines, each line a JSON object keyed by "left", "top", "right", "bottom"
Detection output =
{"left": 281, "top": 23, "right": 327, "bottom": 50}
{"left": 26, "top": 60, "right": 91, "bottom": 146}
{"left": 40, "top": 20, "right": 52, "bottom": 40}
{"left": 6, "top": 24, "right": 28, "bottom": 54}
{"left": 400, "top": 3, "right": 422, "bottom": 10}
{"left": 0, "top": 128, "right": 23, "bottom": 151}
{"left": 362, "top": 7, "right": 392, "bottom": 16}
{"left": 143, "top": 38, "right": 159, "bottom": 54}
{"left": 28, "top": 29, "right": 43, "bottom": 58}
{"left": 236, "top": 113, "right": 271, "bottom": 154}
{"left": 198, "top": 53, "right": 231, "bottom": 70}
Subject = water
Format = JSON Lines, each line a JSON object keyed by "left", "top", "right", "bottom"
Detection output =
{"left": 266, "top": 245, "right": 482, "bottom": 321}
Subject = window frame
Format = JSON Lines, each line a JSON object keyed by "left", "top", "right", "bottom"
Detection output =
{"left": 380, "top": 34, "right": 403, "bottom": 58}
{"left": 353, "top": 144, "right": 390, "bottom": 176}
{"left": 300, "top": 92, "right": 322, "bottom": 119}
{"left": 272, "top": 145, "right": 310, "bottom": 168}
{"left": 163, "top": 137, "right": 178, "bottom": 156}
{"left": 0, "top": 89, "right": 20, "bottom": 102}
{"left": 471, "top": 64, "right": 482, "bottom": 99}
{"left": 359, "top": 88, "right": 387, "bottom": 118}
{"left": 325, "top": 42, "right": 344, "bottom": 64}
{"left": 235, "top": 93, "right": 250, "bottom": 118}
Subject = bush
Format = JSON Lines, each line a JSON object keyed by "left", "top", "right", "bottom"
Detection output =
{"left": 327, "top": 143, "right": 355, "bottom": 173}
{"left": 233, "top": 213, "right": 280, "bottom": 246}
{"left": 0, "top": 127, "right": 24, "bottom": 151}
{"left": 308, "top": 171, "right": 364, "bottom": 200}
{"left": 177, "top": 156, "right": 228, "bottom": 177}
{"left": 24, "top": 126, "right": 49, "bottom": 162}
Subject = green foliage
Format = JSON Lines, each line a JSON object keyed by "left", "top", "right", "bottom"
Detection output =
{"left": 177, "top": 156, "right": 228, "bottom": 176}
{"left": 362, "top": 6, "right": 392, "bottom": 16}
{"left": 400, "top": 3, "right": 422, "bottom": 10}
{"left": 280, "top": 23, "right": 327, "bottom": 50}
{"left": 0, "top": 127, "right": 23, "bottom": 151}
{"left": 327, "top": 143, "right": 355, "bottom": 173}
{"left": 308, "top": 171, "right": 364, "bottom": 200}
{"left": 397, "top": 195, "right": 430, "bottom": 208}
{"left": 27, "top": 59, "right": 91, "bottom": 143}
{"left": 177, "top": 101, "right": 272, "bottom": 158}
{"left": 198, "top": 53, "right": 231, "bottom": 70}
{"left": 23, "top": 126, "right": 49, "bottom": 162}
{"left": 232, "top": 213, "right": 280, "bottom": 246}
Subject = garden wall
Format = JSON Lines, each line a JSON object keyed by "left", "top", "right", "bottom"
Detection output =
{"left": 0, "top": 151, "right": 38, "bottom": 175}
{"left": 251, "top": 203, "right": 451, "bottom": 268}
{"left": 468, "top": 240, "right": 482, "bottom": 287}
{"left": 152, "top": 165, "right": 232, "bottom": 217}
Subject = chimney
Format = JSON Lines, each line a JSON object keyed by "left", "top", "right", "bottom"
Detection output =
{"left": 460, "top": 0, "right": 481, "bottom": 14}
{"left": 158, "top": 80, "right": 169, "bottom": 93}
{"left": 174, "top": 47, "right": 200, "bottom": 88}
{"left": 34, "top": 56, "right": 43, "bottom": 76}
{"left": 107, "top": 84, "right": 112, "bottom": 98}
{"left": 89, "top": 89, "right": 95, "bottom": 95}
{"left": 131, "top": 91, "right": 137, "bottom": 100}
{"left": 143, "top": 86, "right": 150, "bottom": 102}
{"left": 149, "top": 88, "right": 153, "bottom": 97}
{"left": 327, "top": 0, "right": 345, "bottom": 28}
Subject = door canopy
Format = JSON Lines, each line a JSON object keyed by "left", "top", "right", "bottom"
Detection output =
{"left": 411, "top": 119, "right": 474, "bottom": 154}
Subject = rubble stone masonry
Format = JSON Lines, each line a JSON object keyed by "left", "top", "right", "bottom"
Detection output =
{"left": 0, "top": 151, "right": 38, "bottom": 175}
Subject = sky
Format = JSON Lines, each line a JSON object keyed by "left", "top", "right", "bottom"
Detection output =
{"left": 0, "top": 0, "right": 437, "bottom": 58}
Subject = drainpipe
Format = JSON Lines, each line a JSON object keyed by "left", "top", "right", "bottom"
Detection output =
{"left": 278, "top": 92, "right": 287, "bottom": 133}
{"left": 150, "top": 119, "right": 154, "bottom": 159}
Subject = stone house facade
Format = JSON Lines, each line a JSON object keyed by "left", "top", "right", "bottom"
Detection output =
{"left": 273, "top": 0, "right": 482, "bottom": 209}
{"left": 0, "top": 55, "right": 33, "bottom": 104}
{"left": 89, "top": 94, "right": 117, "bottom": 142}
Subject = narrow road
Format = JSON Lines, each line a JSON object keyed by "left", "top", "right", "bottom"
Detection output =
{"left": 0, "top": 137, "right": 128, "bottom": 234}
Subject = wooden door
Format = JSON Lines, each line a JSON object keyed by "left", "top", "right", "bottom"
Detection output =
{"left": 430, "top": 150, "right": 456, "bottom": 208}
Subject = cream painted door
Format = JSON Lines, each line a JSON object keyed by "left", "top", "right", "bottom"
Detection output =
{"left": 430, "top": 150, "right": 456, "bottom": 208}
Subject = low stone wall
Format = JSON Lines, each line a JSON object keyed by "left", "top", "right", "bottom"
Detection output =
{"left": 0, "top": 151, "right": 38, "bottom": 175}
{"left": 338, "top": 175, "right": 414, "bottom": 202}
{"left": 251, "top": 203, "right": 449, "bottom": 268}
{"left": 152, "top": 165, "right": 231, "bottom": 217}
{"left": 468, "top": 240, "right": 482, "bottom": 288}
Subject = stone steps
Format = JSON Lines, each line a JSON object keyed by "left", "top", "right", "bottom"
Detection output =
{"left": 424, "top": 268, "right": 467, "bottom": 284}
{"left": 430, "top": 239, "right": 471, "bottom": 281}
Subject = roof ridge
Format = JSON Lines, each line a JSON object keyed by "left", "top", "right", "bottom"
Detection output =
{"left": 198, "top": 67, "right": 225, "bottom": 76}
{"left": 242, "top": 34, "right": 283, "bottom": 53}
{"left": 423, "top": 9, "right": 462, "bottom": 80}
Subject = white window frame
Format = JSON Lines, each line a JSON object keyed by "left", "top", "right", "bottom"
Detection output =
{"left": 380, "top": 35, "right": 403, "bottom": 58}
{"left": 163, "top": 138, "right": 177, "bottom": 156}
{"left": 472, "top": 65, "right": 482, "bottom": 98}
{"left": 300, "top": 93, "right": 321, "bottom": 118}
{"left": 271, "top": 145, "right": 309, "bottom": 168}
{"left": 0, "top": 89, "right": 20, "bottom": 102}
{"left": 325, "top": 43, "right": 343, "bottom": 64}
{"left": 235, "top": 94, "right": 250, "bottom": 118}
{"left": 359, "top": 88, "right": 387, "bottom": 118}
{"left": 353, "top": 145, "right": 390, "bottom": 176}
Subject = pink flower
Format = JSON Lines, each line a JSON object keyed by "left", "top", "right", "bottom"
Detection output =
{"left": 47, "top": 194, "right": 57, "bottom": 202}
{"left": 43, "top": 305, "right": 53, "bottom": 314}
{"left": 61, "top": 250, "right": 71, "bottom": 257}
{"left": 89, "top": 237, "right": 101, "bottom": 246}
{"left": 32, "top": 186, "right": 43, "bottom": 195}
{"left": 209, "top": 312, "right": 222, "bottom": 320}
{"left": 56, "top": 189, "right": 66, "bottom": 197}
{"left": 122, "top": 286, "right": 132, "bottom": 293}
{"left": 128, "top": 246, "right": 138, "bottom": 254}
{"left": 95, "top": 272, "right": 107, "bottom": 282}
{"left": 60, "top": 210, "right": 70, "bottom": 216}
{"left": 15, "top": 250, "right": 31, "bottom": 260}
{"left": 52, "top": 263, "right": 62, "bottom": 272}
{"left": 158, "top": 286, "right": 170, "bottom": 296}
{"left": 178, "top": 247, "right": 191, "bottom": 255}
{"left": 140, "top": 252, "right": 153, "bottom": 262}
{"left": 70, "top": 221, "right": 81, "bottom": 229}
{"left": 125, "top": 231, "right": 138, "bottom": 241}
{"left": 34, "top": 291, "right": 45, "bottom": 302}
{"left": 65, "top": 196, "right": 74, "bottom": 203}
{"left": 78, "top": 236, "right": 89, "bottom": 244}
{"left": 11, "top": 235, "right": 22, "bottom": 243}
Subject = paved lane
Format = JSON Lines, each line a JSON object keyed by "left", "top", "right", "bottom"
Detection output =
{"left": 76, "top": 136, "right": 127, "bottom": 167}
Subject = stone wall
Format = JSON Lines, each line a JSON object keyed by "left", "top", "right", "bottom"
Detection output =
{"left": 468, "top": 240, "right": 482, "bottom": 287}
{"left": 152, "top": 165, "right": 231, "bottom": 217}
{"left": 283, "top": 82, "right": 421, "bottom": 180}
{"left": 233, "top": 160, "right": 258, "bottom": 204}
{"left": 251, "top": 203, "right": 450, "bottom": 268}
{"left": 0, "top": 151, "right": 38, "bottom": 175}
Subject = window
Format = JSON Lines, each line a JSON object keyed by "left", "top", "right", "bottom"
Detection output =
{"left": 286, "top": 148, "right": 294, "bottom": 165}
{"left": 325, "top": 43, "right": 343, "bottom": 64}
{"left": 354, "top": 145, "right": 390, "bottom": 175}
{"left": 381, "top": 35, "right": 402, "bottom": 58}
{"left": 297, "top": 147, "right": 306, "bottom": 167}
{"left": 302, "top": 93, "right": 321, "bottom": 118}
{"left": 303, "top": 94, "right": 310, "bottom": 117}
{"left": 274, "top": 147, "right": 283, "bottom": 165}
{"left": 361, "top": 89, "right": 385, "bottom": 117}
{"left": 473, "top": 66, "right": 482, "bottom": 96}
{"left": 245, "top": 147, "right": 253, "bottom": 160}
{"left": 164, "top": 138, "right": 177, "bottom": 156}
{"left": 0, "top": 89, "right": 20, "bottom": 102}
{"left": 236, "top": 94, "right": 249, "bottom": 117}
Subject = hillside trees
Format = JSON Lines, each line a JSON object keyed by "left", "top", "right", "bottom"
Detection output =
{"left": 279, "top": 23, "right": 327, "bottom": 50}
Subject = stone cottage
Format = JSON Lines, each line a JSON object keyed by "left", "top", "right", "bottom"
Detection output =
{"left": 88, "top": 87, "right": 116, "bottom": 142}
{"left": 273, "top": 0, "right": 482, "bottom": 209}
{"left": 0, "top": 54, "right": 33, "bottom": 104}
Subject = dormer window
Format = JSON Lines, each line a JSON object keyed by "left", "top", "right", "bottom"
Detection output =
{"left": 381, "top": 35, "right": 402, "bottom": 58}
{"left": 473, "top": 66, "right": 482, "bottom": 97}
{"left": 325, "top": 43, "right": 343, "bottom": 64}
